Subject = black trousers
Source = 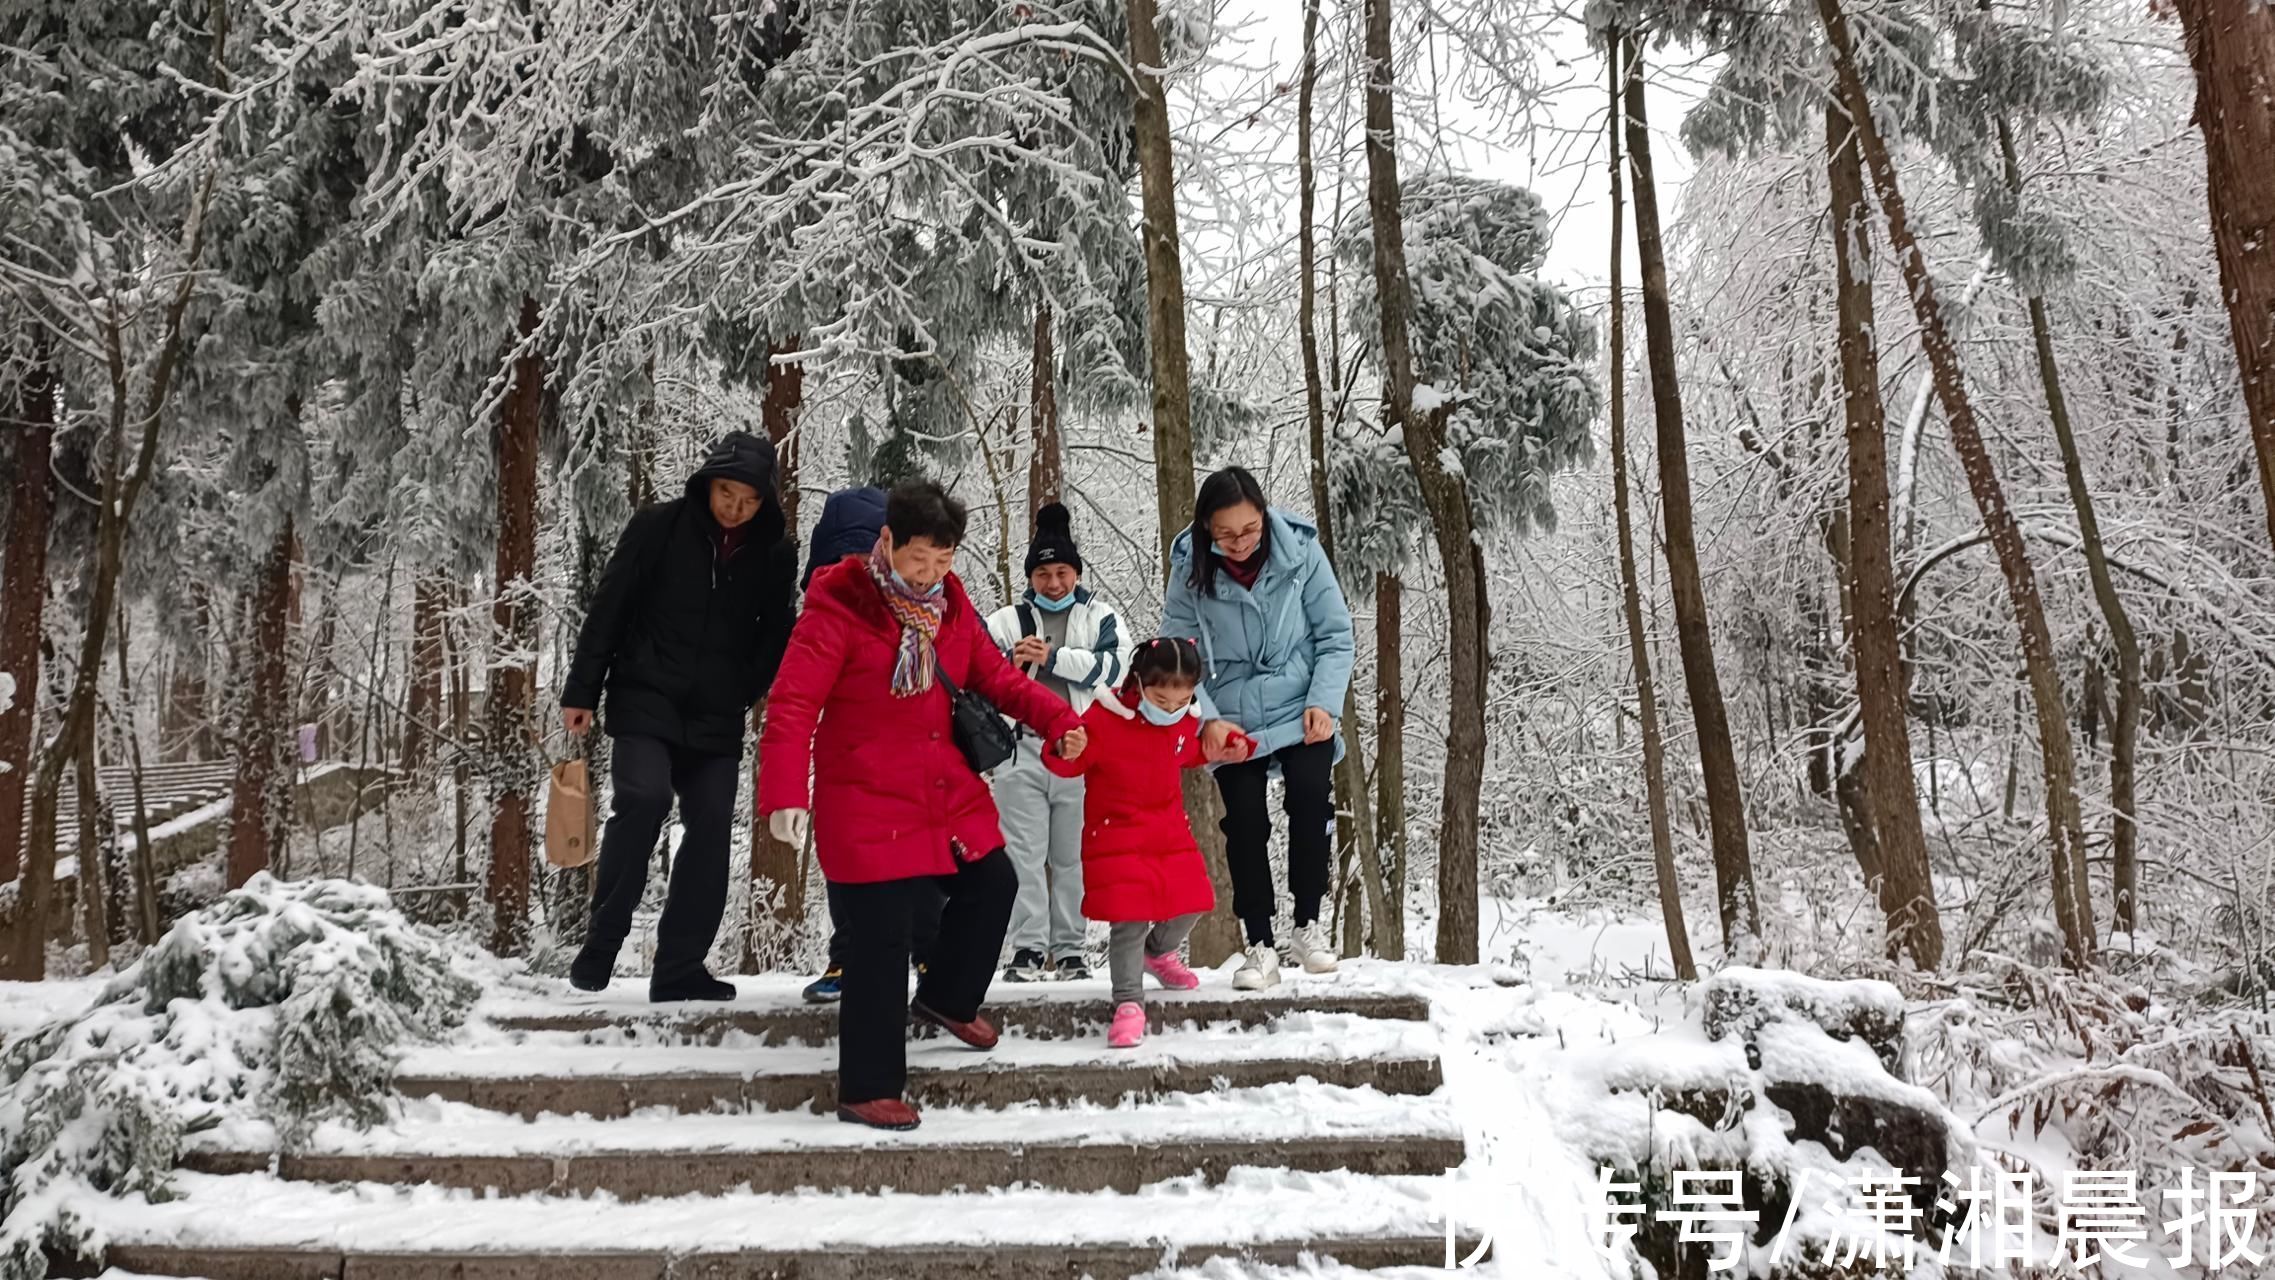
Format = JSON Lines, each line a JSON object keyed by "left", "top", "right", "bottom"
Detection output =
{"left": 1215, "top": 737, "right": 1336, "bottom": 946}
{"left": 585, "top": 734, "right": 739, "bottom": 989}
{"left": 827, "top": 847, "right": 1016, "bottom": 1105}
{"left": 825, "top": 882, "right": 943, "bottom": 970}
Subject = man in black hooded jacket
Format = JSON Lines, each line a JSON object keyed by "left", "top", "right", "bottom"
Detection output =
{"left": 561, "top": 431, "right": 799, "bottom": 1001}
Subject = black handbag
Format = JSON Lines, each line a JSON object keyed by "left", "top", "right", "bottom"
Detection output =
{"left": 935, "top": 661, "right": 1018, "bottom": 775}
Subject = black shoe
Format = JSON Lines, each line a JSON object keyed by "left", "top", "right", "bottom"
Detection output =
{"left": 569, "top": 940, "right": 618, "bottom": 993}
{"left": 803, "top": 968, "right": 843, "bottom": 1003}
{"left": 651, "top": 971, "right": 736, "bottom": 1003}
{"left": 1052, "top": 955, "right": 1090, "bottom": 981}
{"left": 1002, "top": 948, "right": 1047, "bottom": 982}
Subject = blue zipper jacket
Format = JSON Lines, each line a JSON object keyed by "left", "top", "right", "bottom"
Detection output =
{"left": 1162, "top": 508, "right": 1355, "bottom": 762}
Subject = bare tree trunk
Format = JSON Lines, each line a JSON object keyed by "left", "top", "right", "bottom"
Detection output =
{"left": 1623, "top": 36, "right": 1759, "bottom": 953}
{"left": 485, "top": 296, "right": 543, "bottom": 955}
{"left": 0, "top": 360, "right": 55, "bottom": 888}
{"left": 1027, "top": 302, "right": 1061, "bottom": 532}
{"left": 1362, "top": 0, "right": 1486, "bottom": 965}
{"left": 115, "top": 603, "right": 160, "bottom": 944}
{"left": 1608, "top": 39, "right": 1696, "bottom": 981}
{"left": 1127, "top": 0, "right": 1238, "bottom": 966}
{"left": 748, "top": 336, "right": 806, "bottom": 972}
{"left": 1994, "top": 125, "right": 2144, "bottom": 938}
{"left": 2174, "top": 0, "right": 2275, "bottom": 554}
{"left": 1299, "top": 0, "right": 1389, "bottom": 958}
{"left": 405, "top": 576, "right": 446, "bottom": 775}
{"left": 1828, "top": 102, "right": 1943, "bottom": 969}
{"left": 162, "top": 588, "right": 214, "bottom": 761}
{"left": 227, "top": 520, "right": 295, "bottom": 888}
{"left": 1819, "top": 0, "right": 2093, "bottom": 966}
{"left": 1374, "top": 571, "right": 1406, "bottom": 954}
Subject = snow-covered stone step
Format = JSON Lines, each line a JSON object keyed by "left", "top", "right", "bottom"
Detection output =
{"left": 94, "top": 1168, "right": 1472, "bottom": 1279}
{"left": 188, "top": 1081, "right": 1461, "bottom": 1198}
{"left": 493, "top": 988, "right": 1434, "bottom": 1046}
{"left": 400, "top": 1016, "right": 1441, "bottom": 1118}
{"left": 185, "top": 1130, "right": 1464, "bottom": 1198}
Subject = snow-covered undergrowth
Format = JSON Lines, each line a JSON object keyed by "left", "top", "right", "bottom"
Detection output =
{"left": 0, "top": 875, "right": 483, "bottom": 1278}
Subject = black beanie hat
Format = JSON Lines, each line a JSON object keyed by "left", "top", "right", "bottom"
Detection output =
{"left": 1025, "top": 502, "right": 1083, "bottom": 577}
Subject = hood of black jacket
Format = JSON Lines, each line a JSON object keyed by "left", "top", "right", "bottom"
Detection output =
{"left": 687, "top": 431, "right": 786, "bottom": 548}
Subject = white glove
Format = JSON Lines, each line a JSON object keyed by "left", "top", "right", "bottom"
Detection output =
{"left": 767, "top": 808, "right": 810, "bottom": 847}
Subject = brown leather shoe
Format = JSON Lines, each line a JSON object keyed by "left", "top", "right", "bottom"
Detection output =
{"left": 838, "top": 1098, "right": 922, "bottom": 1131}
{"left": 911, "top": 999, "right": 999, "bottom": 1050}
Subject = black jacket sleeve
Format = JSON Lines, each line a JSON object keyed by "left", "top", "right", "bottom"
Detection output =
{"left": 751, "top": 534, "right": 802, "bottom": 702}
{"left": 562, "top": 507, "right": 669, "bottom": 710}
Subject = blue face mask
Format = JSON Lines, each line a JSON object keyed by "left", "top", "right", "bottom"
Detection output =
{"left": 1137, "top": 697, "right": 1193, "bottom": 727}
{"left": 892, "top": 570, "right": 943, "bottom": 600}
{"left": 1031, "top": 589, "right": 1077, "bottom": 613}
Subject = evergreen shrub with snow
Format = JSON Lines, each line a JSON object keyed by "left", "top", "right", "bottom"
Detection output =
{"left": 0, "top": 875, "right": 480, "bottom": 1277}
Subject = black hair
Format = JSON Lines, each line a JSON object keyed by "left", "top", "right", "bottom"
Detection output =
{"left": 1119, "top": 636, "right": 1205, "bottom": 701}
{"left": 1187, "top": 466, "right": 1272, "bottom": 598}
{"left": 884, "top": 479, "right": 967, "bottom": 549}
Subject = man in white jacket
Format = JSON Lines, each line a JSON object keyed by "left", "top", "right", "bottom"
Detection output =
{"left": 985, "top": 502, "right": 1126, "bottom": 980}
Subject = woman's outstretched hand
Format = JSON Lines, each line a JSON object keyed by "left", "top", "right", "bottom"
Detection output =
{"left": 1302, "top": 706, "right": 1335, "bottom": 745}
{"left": 1057, "top": 727, "right": 1090, "bottom": 760}
{"left": 1201, "top": 718, "right": 1252, "bottom": 763}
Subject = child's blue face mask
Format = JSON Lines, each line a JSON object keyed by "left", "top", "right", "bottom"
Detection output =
{"left": 1137, "top": 697, "right": 1193, "bottom": 727}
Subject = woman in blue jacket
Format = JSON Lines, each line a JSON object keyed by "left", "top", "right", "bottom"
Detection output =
{"left": 1162, "top": 467, "right": 1355, "bottom": 990}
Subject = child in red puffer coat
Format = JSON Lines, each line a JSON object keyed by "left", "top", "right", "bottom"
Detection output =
{"left": 1044, "top": 637, "right": 1253, "bottom": 1048}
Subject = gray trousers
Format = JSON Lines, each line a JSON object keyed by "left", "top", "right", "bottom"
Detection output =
{"left": 1109, "top": 913, "right": 1202, "bottom": 1005}
{"left": 994, "top": 734, "right": 1087, "bottom": 957}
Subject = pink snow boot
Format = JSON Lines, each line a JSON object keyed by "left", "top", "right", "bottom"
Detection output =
{"left": 1108, "top": 1001, "right": 1147, "bottom": 1048}
{"left": 1143, "top": 949, "right": 1201, "bottom": 991}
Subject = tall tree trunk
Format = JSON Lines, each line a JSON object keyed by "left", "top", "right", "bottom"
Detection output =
{"left": 162, "top": 588, "right": 214, "bottom": 761}
{"left": 1299, "top": 0, "right": 1390, "bottom": 959}
{"left": 115, "top": 603, "right": 160, "bottom": 943}
{"left": 1363, "top": 0, "right": 1486, "bottom": 965}
{"left": 227, "top": 520, "right": 296, "bottom": 888}
{"left": 1828, "top": 101, "right": 1943, "bottom": 970}
{"left": 485, "top": 296, "right": 544, "bottom": 955}
{"left": 1819, "top": 0, "right": 2094, "bottom": 967}
{"left": 2174, "top": 0, "right": 2275, "bottom": 554}
{"left": 0, "top": 360, "right": 55, "bottom": 888}
{"left": 1996, "top": 123, "right": 2144, "bottom": 938}
{"left": 73, "top": 730, "right": 109, "bottom": 966}
{"left": 405, "top": 576, "right": 447, "bottom": 775}
{"left": 1027, "top": 302, "right": 1061, "bottom": 532}
{"left": 1127, "top": 0, "right": 1238, "bottom": 966}
{"left": 1623, "top": 37, "right": 1760, "bottom": 952}
{"left": 749, "top": 336, "right": 806, "bottom": 972}
{"left": 1608, "top": 39, "right": 1696, "bottom": 981}
{"left": 1374, "top": 570, "right": 1406, "bottom": 953}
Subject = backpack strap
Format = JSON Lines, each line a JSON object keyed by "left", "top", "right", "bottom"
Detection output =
{"left": 1017, "top": 602, "right": 1037, "bottom": 640}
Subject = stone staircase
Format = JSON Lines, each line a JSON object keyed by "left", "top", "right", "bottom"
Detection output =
{"left": 98, "top": 978, "right": 1475, "bottom": 1279}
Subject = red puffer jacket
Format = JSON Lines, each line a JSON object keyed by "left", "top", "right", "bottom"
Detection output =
{"left": 1043, "top": 691, "right": 1218, "bottom": 923}
{"left": 760, "top": 559, "right": 1081, "bottom": 884}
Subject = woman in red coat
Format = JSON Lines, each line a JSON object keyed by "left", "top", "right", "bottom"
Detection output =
{"left": 1045, "top": 637, "right": 1251, "bottom": 1049}
{"left": 759, "top": 481, "right": 1085, "bottom": 1131}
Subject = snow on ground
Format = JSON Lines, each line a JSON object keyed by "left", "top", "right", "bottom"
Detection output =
{"left": 14, "top": 893, "right": 1979, "bottom": 1277}
{"left": 202, "top": 1081, "right": 1455, "bottom": 1156}
{"left": 66, "top": 1167, "right": 1455, "bottom": 1255}
{"left": 0, "top": 974, "right": 106, "bottom": 1048}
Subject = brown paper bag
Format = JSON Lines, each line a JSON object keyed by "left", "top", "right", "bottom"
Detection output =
{"left": 544, "top": 758, "right": 597, "bottom": 868}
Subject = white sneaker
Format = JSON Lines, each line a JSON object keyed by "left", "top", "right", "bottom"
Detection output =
{"left": 1231, "top": 942, "right": 1282, "bottom": 991}
{"left": 1291, "top": 922, "right": 1340, "bottom": 975}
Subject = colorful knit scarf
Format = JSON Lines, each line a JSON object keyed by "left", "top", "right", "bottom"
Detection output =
{"left": 867, "top": 537, "right": 945, "bottom": 697}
